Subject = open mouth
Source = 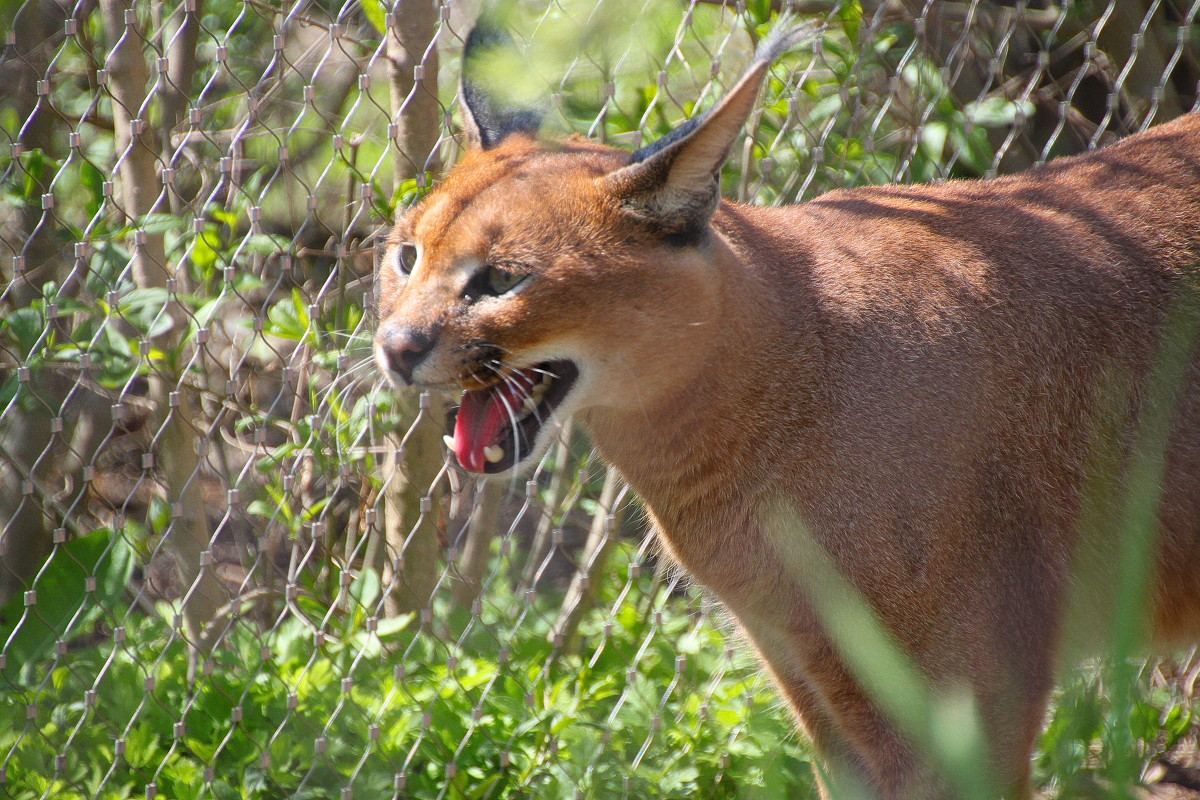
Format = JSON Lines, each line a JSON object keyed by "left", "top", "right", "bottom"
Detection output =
{"left": 445, "top": 360, "right": 578, "bottom": 474}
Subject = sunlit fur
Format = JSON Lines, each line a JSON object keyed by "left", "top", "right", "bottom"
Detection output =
{"left": 375, "top": 38, "right": 1200, "bottom": 799}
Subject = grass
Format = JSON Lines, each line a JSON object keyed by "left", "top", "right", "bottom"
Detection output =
{"left": 0, "top": 530, "right": 1194, "bottom": 799}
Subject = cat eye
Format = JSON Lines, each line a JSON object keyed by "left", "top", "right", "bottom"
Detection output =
{"left": 486, "top": 265, "right": 526, "bottom": 295}
{"left": 462, "top": 262, "right": 531, "bottom": 301}
{"left": 396, "top": 244, "right": 418, "bottom": 275}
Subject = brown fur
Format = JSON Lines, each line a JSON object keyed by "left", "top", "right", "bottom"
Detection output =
{"left": 375, "top": 50, "right": 1200, "bottom": 797}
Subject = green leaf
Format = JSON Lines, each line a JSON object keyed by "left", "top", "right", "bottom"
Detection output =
{"left": 79, "top": 162, "right": 104, "bottom": 219}
{"left": 838, "top": 1, "right": 863, "bottom": 44}
{"left": 139, "top": 212, "right": 189, "bottom": 236}
{"left": 349, "top": 567, "right": 381, "bottom": 610}
{"left": 3, "top": 306, "right": 45, "bottom": 354}
{"left": 1129, "top": 700, "right": 1161, "bottom": 743}
{"left": 1162, "top": 703, "right": 1191, "bottom": 747}
{"left": 189, "top": 226, "right": 221, "bottom": 277}
{"left": 359, "top": 0, "right": 387, "bottom": 34}
{"left": 243, "top": 233, "right": 288, "bottom": 255}
{"left": 965, "top": 97, "right": 1035, "bottom": 128}
{"left": 746, "top": 0, "right": 773, "bottom": 27}
{"left": 951, "top": 123, "right": 995, "bottom": 176}
{"left": 17, "top": 149, "right": 56, "bottom": 202}
{"left": 265, "top": 288, "right": 313, "bottom": 343}
{"left": 920, "top": 120, "right": 948, "bottom": 163}
{"left": 123, "top": 724, "right": 163, "bottom": 770}
{"left": 210, "top": 207, "right": 239, "bottom": 229}
{"left": 374, "top": 612, "right": 414, "bottom": 638}
{"left": 0, "top": 528, "right": 135, "bottom": 681}
{"left": 0, "top": 376, "right": 19, "bottom": 409}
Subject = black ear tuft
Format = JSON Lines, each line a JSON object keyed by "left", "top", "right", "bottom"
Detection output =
{"left": 460, "top": 20, "right": 545, "bottom": 150}
{"left": 602, "top": 15, "right": 817, "bottom": 236}
{"left": 628, "top": 112, "right": 710, "bottom": 165}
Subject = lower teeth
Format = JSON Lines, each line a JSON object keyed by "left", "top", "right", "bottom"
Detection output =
{"left": 483, "top": 444, "right": 504, "bottom": 463}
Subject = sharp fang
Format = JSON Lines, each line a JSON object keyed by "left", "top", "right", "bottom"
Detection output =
{"left": 442, "top": 434, "right": 456, "bottom": 450}
{"left": 484, "top": 444, "right": 504, "bottom": 463}
{"left": 523, "top": 397, "right": 538, "bottom": 414}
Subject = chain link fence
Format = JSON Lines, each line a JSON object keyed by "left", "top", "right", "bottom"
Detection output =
{"left": 1, "top": 0, "right": 1199, "bottom": 797}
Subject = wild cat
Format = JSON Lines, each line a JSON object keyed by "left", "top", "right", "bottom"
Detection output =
{"left": 375, "top": 17, "right": 1200, "bottom": 799}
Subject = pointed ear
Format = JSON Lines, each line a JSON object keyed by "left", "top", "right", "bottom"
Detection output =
{"left": 601, "top": 19, "right": 815, "bottom": 238}
{"left": 460, "top": 22, "right": 544, "bottom": 150}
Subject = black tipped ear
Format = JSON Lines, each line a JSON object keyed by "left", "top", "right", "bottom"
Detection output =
{"left": 601, "top": 17, "right": 816, "bottom": 237}
{"left": 460, "top": 21, "right": 545, "bottom": 150}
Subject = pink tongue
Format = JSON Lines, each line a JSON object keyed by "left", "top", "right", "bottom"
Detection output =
{"left": 453, "top": 370, "right": 538, "bottom": 473}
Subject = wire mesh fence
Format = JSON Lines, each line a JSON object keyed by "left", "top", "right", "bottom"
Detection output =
{"left": 1, "top": 0, "right": 1198, "bottom": 797}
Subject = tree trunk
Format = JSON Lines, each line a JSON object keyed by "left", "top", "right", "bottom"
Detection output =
{"left": 549, "top": 470, "right": 627, "bottom": 653}
{"left": 381, "top": 404, "right": 445, "bottom": 615}
{"left": 0, "top": 0, "right": 109, "bottom": 605}
{"left": 99, "top": 0, "right": 227, "bottom": 656}
{"left": 380, "top": 0, "right": 447, "bottom": 616}
{"left": 451, "top": 481, "right": 503, "bottom": 607}
{"left": 387, "top": 0, "right": 442, "bottom": 180}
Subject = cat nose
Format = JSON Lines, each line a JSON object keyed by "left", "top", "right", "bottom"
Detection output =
{"left": 377, "top": 323, "right": 434, "bottom": 384}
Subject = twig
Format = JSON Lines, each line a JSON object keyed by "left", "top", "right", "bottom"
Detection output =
{"left": 548, "top": 470, "right": 628, "bottom": 653}
{"left": 196, "top": 586, "right": 277, "bottom": 653}
{"left": 691, "top": 0, "right": 1064, "bottom": 29}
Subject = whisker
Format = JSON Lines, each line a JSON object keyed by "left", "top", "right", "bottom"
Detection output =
{"left": 465, "top": 361, "right": 493, "bottom": 387}
{"left": 473, "top": 341, "right": 514, "bottom": 356}
{"left": 479, "top": 349, "right": 559, "bottom": 383}
{"left": 311, "top": 354, "right": 387, "bottom": 410}
{"left": 526, "top": 365, "right": 561, "bottom": 380}
{"left": 321, "top": 372, "right": 373, "bottom": 415}
{"left": 483, "top": 361, "right": 529, "bottom": 457}
{"left": 338, "top": 358, "right": 378, "bottom": 377}
{"left": 491, "top": 361, "right": 576, "bottom": 446}
{"left": 488, "top": 360, "right": 545, "bottom": 427}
